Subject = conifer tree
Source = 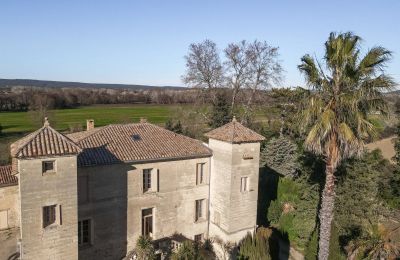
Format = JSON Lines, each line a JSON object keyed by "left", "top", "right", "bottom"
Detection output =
{"left": 209, "top": 91, "right": 231, "bottom": 128}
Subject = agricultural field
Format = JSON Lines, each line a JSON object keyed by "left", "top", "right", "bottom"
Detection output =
{"left": 0, "top": 104, "right": 187, "bottom": 165}
{"left": 0, "top": 104, "right": 185, "bottom": 133}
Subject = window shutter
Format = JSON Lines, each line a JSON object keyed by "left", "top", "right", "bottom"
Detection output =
{"left": 151, "top": 169, "right": 159, "bottom": 192}
{"left": 59, "top": 205, "right": 62, "bottom": 225}
{"left": 195, "top": 166, "right": 198, "bottom": 185}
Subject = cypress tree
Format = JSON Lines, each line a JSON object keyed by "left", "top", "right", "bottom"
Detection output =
{"left": 209, "top": 91, "right": 231, "bottom": 128}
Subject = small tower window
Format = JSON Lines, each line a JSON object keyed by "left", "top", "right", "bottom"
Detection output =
{"left": 240, "top": 177, "right": 249, "bottom": 192}
{"left": 42, "top": 205, "right": 57, "bottom": 228}
{"left": 42, "top": 161, "right": 55, "bottom": 174}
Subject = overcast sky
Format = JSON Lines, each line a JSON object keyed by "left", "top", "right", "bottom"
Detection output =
{"left": 1, "top": 0, "right": 399, "bottom": 87}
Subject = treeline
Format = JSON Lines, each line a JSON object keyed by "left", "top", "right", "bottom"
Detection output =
{"left": 0, "top": 87, "right": 201, "bottom": 112}
{"left": 0, "top": 86, "right": 274, "bottom": 112}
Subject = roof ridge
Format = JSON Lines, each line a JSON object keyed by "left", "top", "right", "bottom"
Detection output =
{"left": 12, "top": 125, "right": 82, "bottom": 158}
{"left": 11, "top": 126, "right": 45, "bottom": 156}
{"left": 46, "top": 126, "right": 82, "bottom": 151}
{"left": 231, "top": 121, "right": 237, "bottom": 143}
{"left": 72, "top": 125, "right": 111, "bottom": 143}
{"left": 204, "top": 119, "right": 265, "bottom": 143}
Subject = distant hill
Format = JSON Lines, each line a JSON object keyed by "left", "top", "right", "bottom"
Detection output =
{"left": 0, "top": 78, "right": 185, "bottom": 90}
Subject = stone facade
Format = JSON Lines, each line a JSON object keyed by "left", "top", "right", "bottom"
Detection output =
{"left": 0, "top": 120, "right": 263, "bottom": 260}
{"left": 208, "top": 139, "right": 260, "bottom": 243}
{"left": 0, "top": 184, "right": 19, "bottom": 230}
{"left": 18, "top": 156, "right": 78, "bottom": 260}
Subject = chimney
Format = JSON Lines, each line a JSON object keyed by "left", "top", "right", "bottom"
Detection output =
{"left": 43, "top": 117, "right": 50, "bottom": 127}
{"left": 140, "top": 117, "right": 147, "bottom": 123}
{"left": 86, "top": 119, "right": 95, "bottom": 131}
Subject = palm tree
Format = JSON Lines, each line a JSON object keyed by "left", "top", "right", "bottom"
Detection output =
{"left": 347, "top": 224, "right": 400, "bottom": 259}
{"left": 135, "top": 235, "right": 155, "bottom": 260}
{"left": 297, "top": 32, "right": 395, "bottom": 260}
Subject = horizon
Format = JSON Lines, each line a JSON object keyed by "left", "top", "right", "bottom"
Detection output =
{"left": 1, "top": 0, "right": 399, "bottom": 87}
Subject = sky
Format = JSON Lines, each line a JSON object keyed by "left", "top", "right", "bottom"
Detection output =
{"left": 0, "top": 0, "right": 399, "bottom": 87}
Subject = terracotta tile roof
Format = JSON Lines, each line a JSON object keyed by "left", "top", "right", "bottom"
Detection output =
{"left": 0, "top": 165, "right": 18, "bottom": 187}
{"left": 11, "top": 119, "right": 82, "bottom": 159}
{"left": 67, "top": 123, "right": 212, "bottom": 167}
{"left": 67, "top": 126, "right": 105, "bottom": 142}
{"left": 205, "top": 117, "right": 265, "bottom": 143}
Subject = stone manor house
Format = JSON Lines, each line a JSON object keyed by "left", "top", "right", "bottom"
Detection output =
{"left": 0, "top": 117, "right": 264, "bottom": 259}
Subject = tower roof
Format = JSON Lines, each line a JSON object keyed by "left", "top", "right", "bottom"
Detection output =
{"left": 204, "top": 117, "right": 265, "bottom": 144}
{"left": 11, "top": 118, "right": 82, "bottom": 159}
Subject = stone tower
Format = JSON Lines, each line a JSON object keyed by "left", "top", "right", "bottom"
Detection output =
{"left": 11, "top": 118, "right": 81, "bottom": 259}
{"left": 205, "top": 117, "right": 265, "bottom": 243}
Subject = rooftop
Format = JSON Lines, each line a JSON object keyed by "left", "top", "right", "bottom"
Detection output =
{"left": 205, "top": 117, "right": 265, "bottom": 143}
{"left": 67, "top": 123, "right": 212, "bottom": 167}
{"left": 0, "top": 165, "right": 18, "bottom": 187}
{"left": 10, "top": 118, "right": 82, "bottom": 159}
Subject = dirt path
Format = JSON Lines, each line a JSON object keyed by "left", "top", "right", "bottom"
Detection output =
{"left": 365, "top": 136, "right": 397, "bottom": 162}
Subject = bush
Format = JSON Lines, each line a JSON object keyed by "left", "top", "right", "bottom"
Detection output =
{"left": 304, "top": 228, "right": 318, "bottom": 260}
{"left": 135, "top": 236, "right": 155, "bottom": 260}
{"left": 171, "top": 240, "right": 202, "bottom": 260}
{"left": 260, "top": 136, "right": 299, "bottom": 177}
{"left": 238, "top": 227, "right": 272, "bottom": 260}
{"left": 267, "top": 200, "right": 282, "bottom": 225}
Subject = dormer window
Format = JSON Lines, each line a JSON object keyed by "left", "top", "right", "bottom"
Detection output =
{"left": 132, "top": 134, "right": 141, "bottom": 141}
{"left": 42, "top": 161, "right": 55, "bottom": 174}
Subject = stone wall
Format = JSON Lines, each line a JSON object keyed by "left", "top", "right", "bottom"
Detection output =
{"left": 208, "top": 139, "right": 260, "bottom": 243}
{"left": 77, "top": 156, "right": 211, "bottom": 259}
{"left": 77, "top": 163, "right": 130, "bottom": 260}
{"left": 0, "top": 183, "right": 20, "bottom": 260}
{"left": 19, "top": 156, "right": 78, "bottom": 260}
{"left": 0, "top": 183, "right": 19, "bottom": 229}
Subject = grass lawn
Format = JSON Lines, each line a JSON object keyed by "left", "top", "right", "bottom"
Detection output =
{"left": 0, "top": 104, "right": 183, "bottom": 133}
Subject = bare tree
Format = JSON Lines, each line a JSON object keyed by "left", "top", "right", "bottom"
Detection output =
{"left": 242, "top": 41, "right": 283, "bottom": 123}
{"left": 182, "top": 39, "right": 223, "bottom": 91}
{"left": 224, "top": 40, "right": 252, "bottom": 114}
{"left": 183, "top": 39, "right": 283, "bottom": 122}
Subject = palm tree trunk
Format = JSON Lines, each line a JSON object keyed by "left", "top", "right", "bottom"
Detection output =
{"left": 318, "top": 158, "right": 336, "bottom": 260}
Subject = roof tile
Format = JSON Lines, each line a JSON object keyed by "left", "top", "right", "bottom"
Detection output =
{"left": 11, "top": 124, "right": 81, "bottom": 159}
{"left": 204, "top": 117, "right": 265, "bottom": 143}
{"left": 0, "top": 165, "right": 18, "bottom": 186}
{"left": 68, "top": 123, "right": 212, "bottom": 167}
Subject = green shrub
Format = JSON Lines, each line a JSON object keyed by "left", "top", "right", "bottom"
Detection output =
{"left": 267, "top": 200, "right": 281, "bottom": 225}
{"left": 304, "top": 228, "right": 318, "bottom": 260}
{"left": 238, "top": 228, "right": 272, "bottom": 260}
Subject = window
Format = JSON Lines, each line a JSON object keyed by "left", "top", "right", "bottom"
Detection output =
{"left": 42, "top": 161, "right": 55, "bottom": 174}
{"left": 42, "top": 205, "right": 57, "bottom": 228}
{"left": 78, "top": 176, "right": 89, "bottom": 204}
{"left": 142, "top": 208, "right": 153, "bottom": 237}
{"left": 143, "top": 169, "right": 152, "bottom": 192}
{"left": 240, "top": 177, "right": 249, "bottom": 192}
{"left": 194, "top": 234, "right": 203, "bottom": 243}
{"left": 196, "top": 163, "right": 205, "bottom": 185}
{"left": 132, "top": 134, "right": 141, "bottom": 141}
{"left": 78, "top": 219, "right": 91, "bottom": 246}
{"left": 195, "top": 199, "right": 205, "bottom": 222}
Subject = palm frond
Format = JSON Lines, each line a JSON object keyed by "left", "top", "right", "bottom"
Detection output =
{"left": 297, "top": 32, "right": 393, "bottom": 163}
